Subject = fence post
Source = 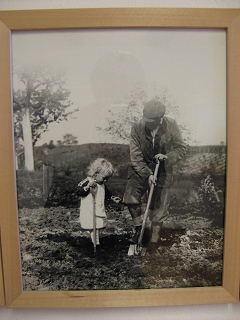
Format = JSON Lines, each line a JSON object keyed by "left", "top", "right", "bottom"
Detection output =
{"left": 43, "top": 164, "right": 54, "bottom": 197}
{"left": 43, "top": 164, "right": 49, "bottom": 197}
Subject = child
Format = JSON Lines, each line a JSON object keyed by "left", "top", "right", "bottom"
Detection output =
{"left": 76, "top": 158, "right": 120, "bottom": 246}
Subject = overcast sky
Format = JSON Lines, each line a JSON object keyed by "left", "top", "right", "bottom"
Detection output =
{"left": 12, "top": 28, "right": 226, "bottom": 146}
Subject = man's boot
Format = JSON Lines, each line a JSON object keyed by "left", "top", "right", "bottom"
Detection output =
{"left": 147, "top": 225, "right": 161, "bottom": 254}
{"left": 141, "top": 227, "right": 151, "bottom": 247}
{"left": 151, "top": 225, "right": 161, "bottom": 243}
{"left": 129, "top": 226, "right": 151, "bottom": 246}
{"left": 128, "top": 225, "right": 141, "bottom": 244}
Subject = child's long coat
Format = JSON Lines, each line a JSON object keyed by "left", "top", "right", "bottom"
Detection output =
{"left": 76, "top": 181, "right": 112, "bottom": 230}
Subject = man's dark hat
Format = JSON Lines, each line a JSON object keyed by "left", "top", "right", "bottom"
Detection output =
{"left": 143, "top": 99, "right": 166, "bottom": 122}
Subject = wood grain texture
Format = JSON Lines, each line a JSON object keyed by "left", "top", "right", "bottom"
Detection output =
{"left": 224, "top": 11, "right": 240, "bottom": 299}
{"left": 0, "top": 237, "right": 5, "bottom": 306}
{"left": 0, "top": 8, "right": 239, "bottom": 308}
{"left": 0, "top": 20, "right": 22, "bottom": 307}
{"left": 0, "top": 8, "right": 239, "bottom": 30}
{"left": 4, "top": 287, "right": 237, "bottom": 308}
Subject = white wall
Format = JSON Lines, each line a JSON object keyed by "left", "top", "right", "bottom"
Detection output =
{"left": 0, "top": 0, "right": 240, "bottom": 319}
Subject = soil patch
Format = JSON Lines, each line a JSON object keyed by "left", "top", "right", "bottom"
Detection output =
{"left": 18, "top": 204, "right": 223, "bottom": 291}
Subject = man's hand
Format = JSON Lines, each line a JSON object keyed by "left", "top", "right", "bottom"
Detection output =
{"left": 148, "top": 174, "right": 156, "bottom": 188}
{"left": 155, "top": 153, "right": 168, "bottom": 161}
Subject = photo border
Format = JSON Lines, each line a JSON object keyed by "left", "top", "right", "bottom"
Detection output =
{"left": 0, "top": 8, "right": 240, "bottom": 308}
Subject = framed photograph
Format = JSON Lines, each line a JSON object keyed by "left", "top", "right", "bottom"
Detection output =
{"left": 0, "top": 8, "right": 240, "bottom": 308}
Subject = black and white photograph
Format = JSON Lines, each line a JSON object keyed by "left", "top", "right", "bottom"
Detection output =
{"left": 12, "top": 28, "right": 226, "bottom": 291}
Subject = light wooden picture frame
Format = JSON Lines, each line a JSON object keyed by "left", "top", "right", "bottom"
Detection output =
{"left": 0, "top": 8, "right": 240, "bottom": 308}
{"left": 0, "top": 238, "right": 5, "bottom": 306}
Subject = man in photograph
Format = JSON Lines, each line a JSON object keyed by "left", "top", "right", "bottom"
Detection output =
{"left": 123, "top": 99, "right": 187, "bottom": 252}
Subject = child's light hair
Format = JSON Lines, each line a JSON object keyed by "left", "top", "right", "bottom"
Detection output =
{"left": 87, "top": 158, "right": 113, "bottom": 178}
